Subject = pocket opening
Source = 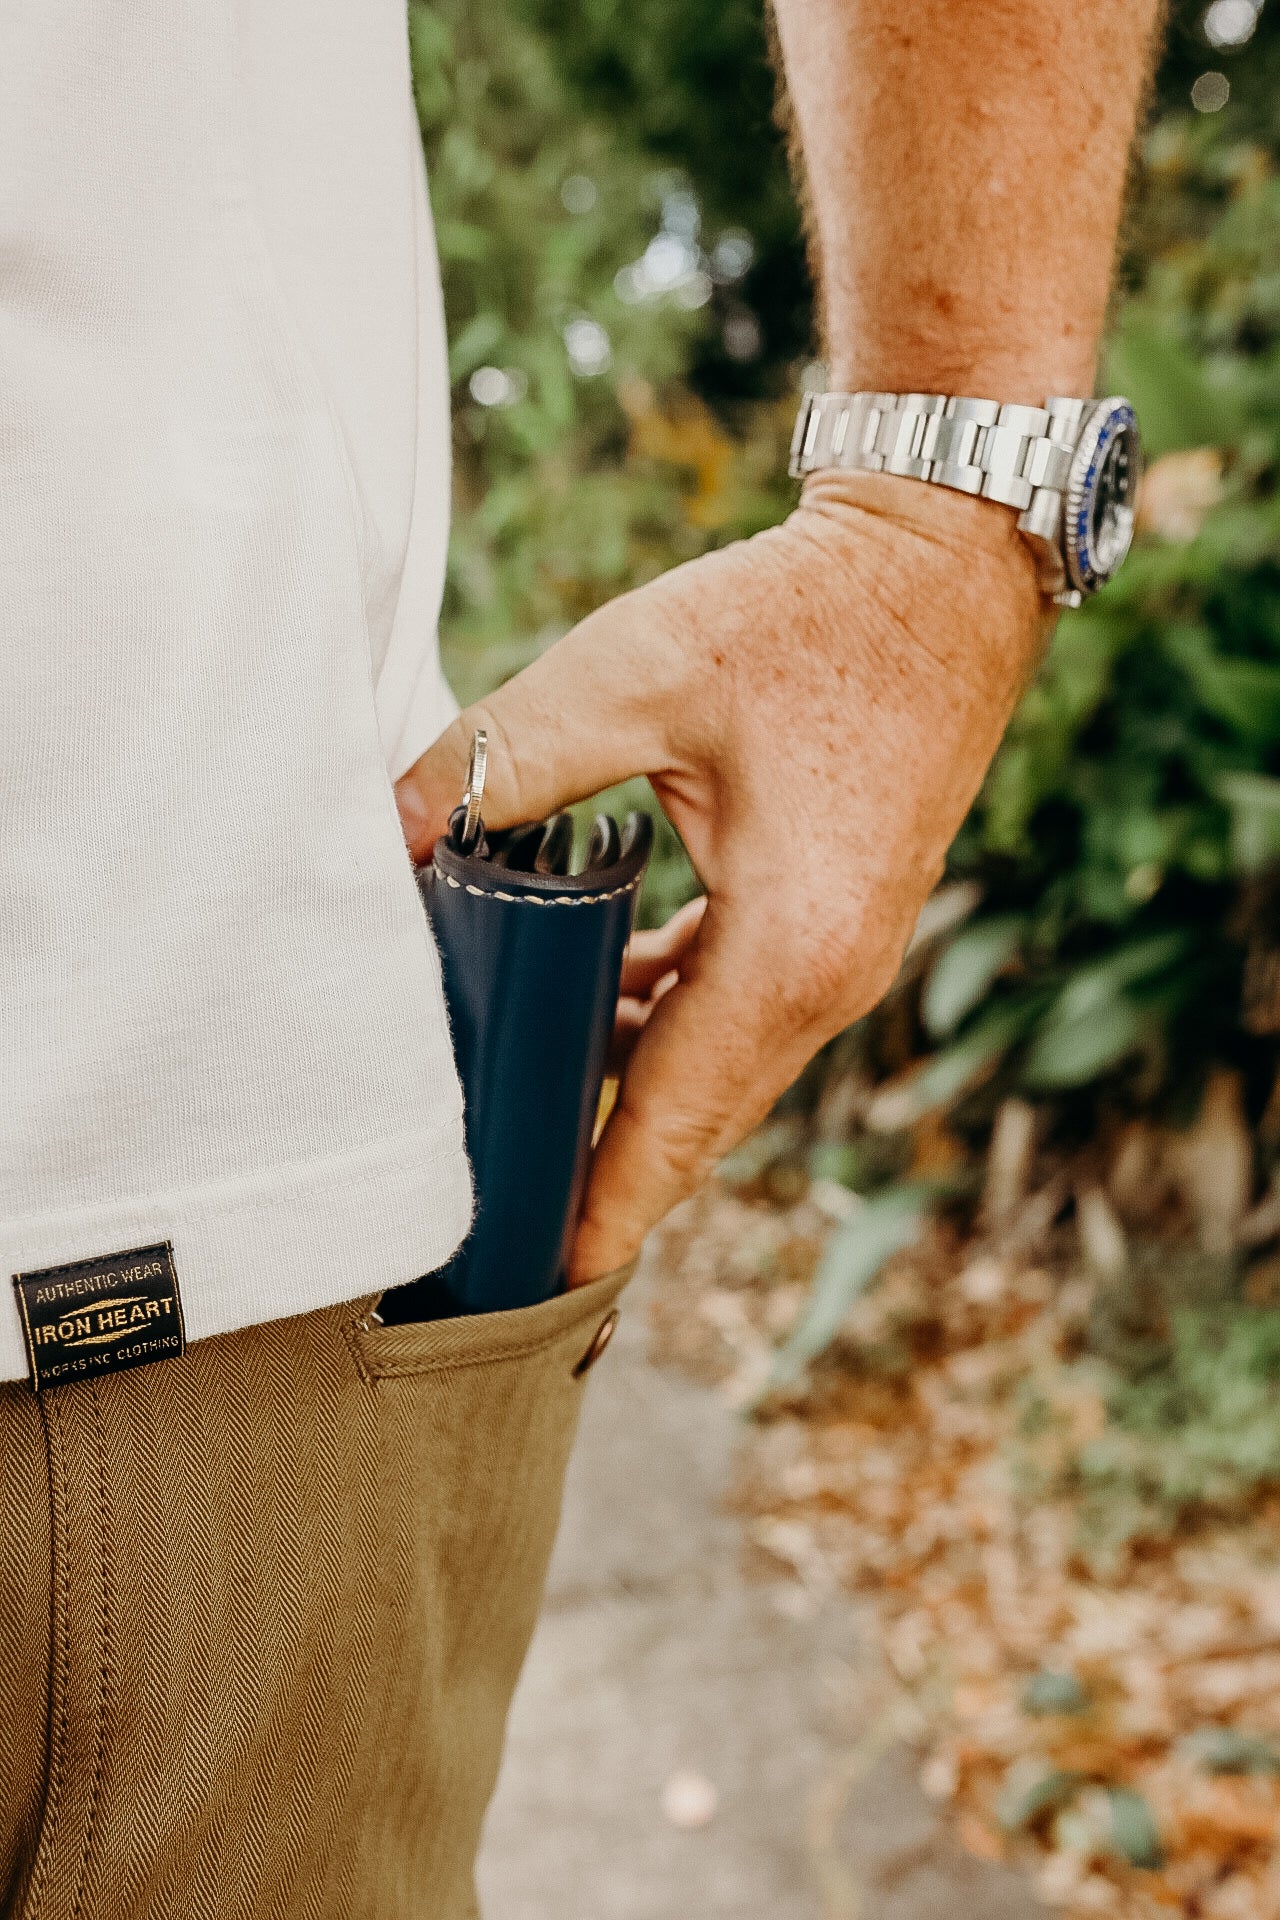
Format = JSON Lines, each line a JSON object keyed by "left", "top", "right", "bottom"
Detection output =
{"left": 350, "top": 1262, "right": 635, "bottom": 1382}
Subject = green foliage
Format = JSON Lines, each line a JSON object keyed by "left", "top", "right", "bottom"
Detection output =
{"left": 995, "top": 1762, "right": 1164, "bottom": 1869}
{"left": 1183, "top": 1726, "right": 1280, "bottom": 1773}
{"left": 1014, "top": 1243, "right": 1280, "bottom": 1555}
{"left": 1021, "top": 1671, "right": 1089, "bottom": 1716}
{"left": 996, "top": 1760, "right": 1082, "bottom": 1834}
{"left": 1105, "top": 1787, "right": 1165, "bottom": 1871}
{"left": 924, "top": 131, "right": 1280, "bottom": 1129}
{"left": 758, "top": 1182, "right": 936, "bottom": 1400}
{"left": 413, "top": 0, "right": 707, "bottom": 664}
{"left": 1077, "top": 1301, "right": 1280, "bottom": 1538}
{"left": 921, "top": 915, "right": 1027, "bottom": 1039}
{"left": 505, "top": 0, "right": 810, "bottom": 397}
{"left": 414, "top": 0, "right": 789, "bottom": 917}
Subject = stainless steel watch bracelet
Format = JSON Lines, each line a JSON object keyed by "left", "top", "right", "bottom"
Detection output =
{"left": 789, "top": 389, "right": 1092, "bottom": 604}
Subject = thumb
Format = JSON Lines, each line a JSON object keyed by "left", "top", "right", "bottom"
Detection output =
{"left": 569, "top": 904, "right": 812, "bottom": 1284}
{"left": 394, "top": 598, "right": 675, "bottom": 859}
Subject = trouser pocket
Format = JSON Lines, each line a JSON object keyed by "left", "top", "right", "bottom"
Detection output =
{"left": 344, "top": 1264, "right": 634, "bottom": 1918}
{"left": 0, "top": 1267, "right": 631, "bottom": 1920}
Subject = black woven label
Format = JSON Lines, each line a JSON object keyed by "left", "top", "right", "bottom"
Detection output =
{"left": 13, "top": 1242, "right": 185, "bottom": 1391}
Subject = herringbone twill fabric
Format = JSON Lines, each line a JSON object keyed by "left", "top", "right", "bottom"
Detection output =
{"left": 0, "top": 1266, "right": 632, "bottom": 1920}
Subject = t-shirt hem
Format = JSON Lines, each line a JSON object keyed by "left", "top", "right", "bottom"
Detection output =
{"left": 0, "top": 1118, "right": 473, "bottom": 1384}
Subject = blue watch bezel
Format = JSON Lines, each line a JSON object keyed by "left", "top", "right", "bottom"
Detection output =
{"left": 1067, "top": 399, "right": 1140, "bottom": 595}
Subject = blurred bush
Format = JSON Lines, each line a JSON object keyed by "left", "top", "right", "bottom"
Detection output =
{"left": 912, "top": 142, "right": 1280, "bottom": 1132}
{"left": 412, "top": 0, "right": 792, "bottom": 670}
{"left": 505, "top": 0, "right": 811, "bottom": 400}
{"left": 413, "top": 0, "right": 800, "bottom": 916}
{"left": 418, "top": 0, "right": 1280, "bottom": 1189}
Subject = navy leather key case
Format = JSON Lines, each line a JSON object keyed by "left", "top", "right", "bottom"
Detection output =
{"left": 381, "top": 781, "right": 652, "bottom": 1322}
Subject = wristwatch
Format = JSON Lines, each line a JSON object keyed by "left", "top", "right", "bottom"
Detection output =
{"left": 789, "top": 390, "right": 1142, "bottom": 607}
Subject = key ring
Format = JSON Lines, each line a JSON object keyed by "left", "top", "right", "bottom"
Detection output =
{"left": 456, "top": 728, "right": 488, "bottom": 854}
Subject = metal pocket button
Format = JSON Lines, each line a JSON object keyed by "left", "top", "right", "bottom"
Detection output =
{"left": 572, "top": 1309, "right": 619, "bottom": 1378}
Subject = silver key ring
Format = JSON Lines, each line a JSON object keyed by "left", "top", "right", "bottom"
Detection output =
{"left": 457, "top": 728, "right": 488, "bottom": 853}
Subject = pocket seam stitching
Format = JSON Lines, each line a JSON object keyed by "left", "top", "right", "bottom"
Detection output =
{"left": 339, "top": 1298, "right": 382, "bottom": 1388}
{"left": 65, "top": 1385, "right": 110, "bottom": 1920}
{"left": 14, "top": 1396, "right": 71, "bottom": 1920}
{"left": 353, "top": 1299, "right": 622, "bottom": 1381}
{"left": 355, "top": 1322, "right": 591, "bottom": 1381}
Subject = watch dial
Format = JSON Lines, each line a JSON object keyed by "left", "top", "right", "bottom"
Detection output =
{"left": 1067, "top": 400, "right": 1142, "bottom": 595}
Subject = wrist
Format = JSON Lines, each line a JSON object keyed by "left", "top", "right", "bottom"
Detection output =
{"left": 794, "top": 467, "right": 1050, "bottom": 687}
{"left": 822, "top": 339, "right": 1103, "bottom": 413}
{"left": 799, "top": 464, "right": 1040, "bottom": 589}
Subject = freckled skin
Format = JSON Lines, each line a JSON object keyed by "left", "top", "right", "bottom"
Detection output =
{"left": 775, "top": 0, "right": 1163, "bottom": 398}
{"left": 398, "top": 0, "right": 1167, "bottom": 1283}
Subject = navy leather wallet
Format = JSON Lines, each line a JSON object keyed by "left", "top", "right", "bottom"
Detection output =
{"left": 380, "top": 742, "right": 652, "bottom": 1322}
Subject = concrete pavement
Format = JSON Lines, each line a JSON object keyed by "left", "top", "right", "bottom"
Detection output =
{"left": 477, "top": 1256, "right": 1044, "bottom": 1920}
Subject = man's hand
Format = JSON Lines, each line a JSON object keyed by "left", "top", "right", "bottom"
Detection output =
{"left": 396, "top": 471, "right": 1045, "bottom": 1283}
{"left": 399, "top": 0, "right": 1163, "bottom": 1281}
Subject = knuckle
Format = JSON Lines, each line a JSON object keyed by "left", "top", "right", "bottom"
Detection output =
{"left": 644, "top": 1100, "right": 728, "bottom": 1192}
{"left": 764, "top": 917, "right": 861, "bottom": 1032}
{"left": 758, "top": 899, "right": 912, "bottom": 1035}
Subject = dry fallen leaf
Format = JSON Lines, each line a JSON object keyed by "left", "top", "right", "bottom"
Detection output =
{"left": 956, "top": 1809, "right": 1006, "bottom": 1861}
{"left": 1171, "top": 1069, "right": 1253, "bottom": 1257}
{"left": 1135, "top": 447, "right": 1224, "bottom": 544}
{"left": 1176, "top": 1776, "right": 1280, "bottom": 1850}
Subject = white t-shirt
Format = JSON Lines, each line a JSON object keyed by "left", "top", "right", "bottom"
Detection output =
{"left": 0, "top": 0, "right": 473, "bottom": 1380}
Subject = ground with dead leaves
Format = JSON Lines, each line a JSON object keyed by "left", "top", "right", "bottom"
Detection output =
{"left": 650, "top": 1176, "right": 1280, "bottom": 1919}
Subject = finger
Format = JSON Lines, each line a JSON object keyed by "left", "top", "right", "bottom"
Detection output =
{"left": 608, "top": 964, "right": 683, "bottom": 1075}
{"left": 394, "top": 596, "right": 678, "bottom": 859}
{"left": 611, "top": 897, "right": 704, "bottom": 1076}
{"left": 619, "top": 897, "right": 707, "bottom": 998}
{"left": 568, "top": 914, "right": 813, "bottom": 1285}
{"left": 607, "top": 997, "right": 651, "bottom": 1077}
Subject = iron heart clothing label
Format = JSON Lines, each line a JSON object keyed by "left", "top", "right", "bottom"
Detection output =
{"left": 13, "top": 1242, "right": 185, "bottom": 1391}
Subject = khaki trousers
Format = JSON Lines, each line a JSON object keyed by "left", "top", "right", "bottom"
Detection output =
{"left": 0, "top": 1268, "right": 629, "bottom": 1920}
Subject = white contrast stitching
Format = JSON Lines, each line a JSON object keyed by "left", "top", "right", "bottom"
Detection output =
{"left": 440, "top": 872, "right": 643, "bottom": 906}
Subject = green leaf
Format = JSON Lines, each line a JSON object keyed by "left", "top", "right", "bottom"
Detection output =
{"left": 886, "top": 997, "right": 1044, "bottom": 1127}
{"left": 1106, "top": 1787, "right": 1164, "bottom": 1870}
{"left": 1163, "top": 626, "right": 1280, "bottom": 742}
{"left": 807, "top": 1140, "right": 875, "bottom": 1192}
{"left": 1182, "top": 1727, "right": 1280, "bottom": 1775}
{"left": 1053, "top": 933, "right": 1190, "bottom": 1023}
{"left": 435, "top": 219, "right": 493, "bottom": 264}
{"left": 1018, "top": 930, "right": 1186, "bottom": 1090}
{"left": 922, "top": 916, "right": 1026, "bottom": 1039}
{"left": 1217, "top": 770, "right": 1280, "bottom": 875}
{"left": 995, "top": 1760, "right": 1081, "bottom": 1833}
{"left": 1021, "top": 1670, "right": 1089, "bottom": 1716}
{"left": 447, "top": 310, "right": 506, "bottom": 382}
{"left": 717, "top": 1120, "right": 799, "bottom": 1189}
{"left": 1022, "top": 993, "right": 1150, "bottom": 1089}
{"left": 758, "top": 1183, "right": 934, "bottom": 1399}
{"left": 1105, "top": 320, "right": 1234, "bottom": 456}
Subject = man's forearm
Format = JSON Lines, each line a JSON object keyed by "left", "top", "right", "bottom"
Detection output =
{"left": 770, "top": 0, "right": 1165, "bottom": 401}
{"left": 399, "top": 2, "right": 1170, "bottom": 1283}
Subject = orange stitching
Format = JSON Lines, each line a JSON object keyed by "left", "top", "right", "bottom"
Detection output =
{"left": 18, "top": 1394, "right": 75, "bottom": 1920}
